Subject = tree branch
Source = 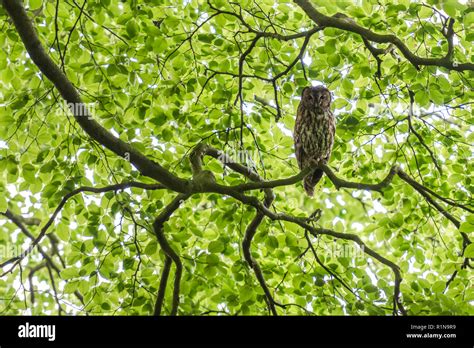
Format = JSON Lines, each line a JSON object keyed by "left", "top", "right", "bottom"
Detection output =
{"left": 152, "top": 193, "right": 190, "bottom": 316}
{"left": 294, "top": 0, "right": 474, "bottom": 72}
{"left": 0, "top": 182, "right": 167, "bottom": 273}
{"left": 1, "top": 210, "right": 61, "bottom": 274}
{"left": 229, "top": 164, "right": 398, "bottom": 192}
{"left": 154, "top": 256, "right": 172, "bottom": 316}
{"left": 240, "top": 173, "right": 278, "bottom": 315}
{"left": 407, "top": 90, "right": 443, "bottom": 176}
{"left": 1, "top": 210, "right": 86, "bottom": 311}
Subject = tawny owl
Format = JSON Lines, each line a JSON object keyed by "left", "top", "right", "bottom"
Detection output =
{"left": 294, "top": 86, "right": 335, "bottom": 196}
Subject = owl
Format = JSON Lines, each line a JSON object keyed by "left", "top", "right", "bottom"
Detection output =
{"left": 294, "top": 86, "right": 335, "bottom": 196}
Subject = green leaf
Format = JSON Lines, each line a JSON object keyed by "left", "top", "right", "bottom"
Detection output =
{"left": 327, "top": 54, "right": 341, "bottom": 66}
{"left": 145, "top": 241, "right": 158, "bottom": 256}
{"left": 126, "top": 20, "right": 139, "bottom": 38}
{"left": 29, "top": 0, "right": 42, "bottom": 11}
{"left": 464, "top": 12, "right": 474, "bottom": 27}
{"left": 123, "top": 258, "right": 135, "bottom": 270}
{"left": 459, "top": 222, "right": 474, "bottom": 233}
{"left": 443, "top": 0, "right": 459, "bottom": 17}
{"left": 464, "top": 244, "right": 474, "bottom": 258}
{"left": 239, "top": 286, "right": 254, "bottom": 302}
{"left": 56, "top": 223, "right": 70, "bottom": 242}
{"left": 60, "top": 268, "right": 78, "bottom": 280}
{"left": 208, "top": 240, "right": 225, "bottom": 253}
{"left": 206, "top": 254, "right": 220, "bottom": 265}
{"left": 63, "top": 281, "right": 78, "bottom": 294}
{"left": 265, "top": 235, "right": 279, "bottom": 250}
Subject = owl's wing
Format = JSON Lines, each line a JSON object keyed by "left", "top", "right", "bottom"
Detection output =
{"left": 295, "top": 143, "right": 304, "bottom": 169}
{"left": 294, "top": 107, "right": 303, "bottom": 168}
{"left": 321, "top": 113, "right": 336, "bottom": 163}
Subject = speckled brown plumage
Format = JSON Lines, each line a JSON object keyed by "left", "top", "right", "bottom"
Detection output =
{"left": 294, "top": 86, "right": 335, "bottom": 196}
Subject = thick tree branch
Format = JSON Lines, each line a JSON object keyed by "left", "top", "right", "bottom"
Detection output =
{"left": 27, "top": 262, "right": 46, "bottom": 305}
{"left": 229, "top": 164, "right": 398, "bottom": 193}
{"left": 241, "top": 176, "right": 278, "bottom": 315}
{"left": 443, "top": 18, "right": 455, "bottom": 61}
{"left": 294, "top": 0, "right": 474, "bottom": 72}
{"left": 154, "top": 256, "right": 172, "bottom": 316}
{"left": 242, "top": 205, "right": 279, "bottom": 315}
{"left": 152, "top": 193, "right": 190, "bottom": 316}
{"left": 194, "top": 145, "right": 470, "bottom": 246}
{"left": 2, "top": 0, "right": 190, "bottom": 192}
